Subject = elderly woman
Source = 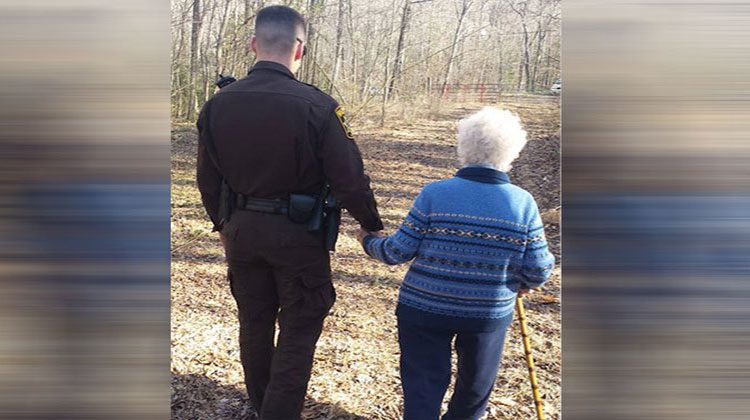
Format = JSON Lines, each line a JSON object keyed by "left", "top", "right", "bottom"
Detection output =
{"left": 357, "top": 107, "right": 555, "bottom": 420}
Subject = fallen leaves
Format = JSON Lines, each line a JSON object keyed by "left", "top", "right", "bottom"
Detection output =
{"left": 172, "top": 97, "right": 561, "bottom": 419}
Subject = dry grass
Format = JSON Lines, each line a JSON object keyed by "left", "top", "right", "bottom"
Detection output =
{"left": 171, "top": 95, "right": 561, "bottom": 419}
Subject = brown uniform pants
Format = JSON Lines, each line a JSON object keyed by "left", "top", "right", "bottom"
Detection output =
{"left": 222, "top": 210, "right": 335, "bottom": 420}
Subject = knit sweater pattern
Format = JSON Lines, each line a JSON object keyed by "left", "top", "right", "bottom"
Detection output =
{"left": 363, "top": 167, "right": 555, "bottom": 325}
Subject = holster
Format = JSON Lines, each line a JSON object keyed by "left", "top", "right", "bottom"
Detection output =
{"left": 324, "top": 197, "right": 341, "bottom": 252}
{"left": 218, "top": 178, "right": 235, "bottom": 226}
{"left": 303, "top": 184, "right": 341, "bottom": 252}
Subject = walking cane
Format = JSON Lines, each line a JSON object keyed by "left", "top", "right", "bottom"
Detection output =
{"left": 516, "top": 296, "right": 545, "bottom": 420}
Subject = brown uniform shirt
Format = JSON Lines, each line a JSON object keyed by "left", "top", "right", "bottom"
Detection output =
{"left": 196, "top": 60, "right": 383, "bottom": 232}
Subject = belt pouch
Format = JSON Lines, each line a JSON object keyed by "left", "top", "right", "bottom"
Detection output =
{"left": 288, "top": 194, "right": 317, "bottom": 224}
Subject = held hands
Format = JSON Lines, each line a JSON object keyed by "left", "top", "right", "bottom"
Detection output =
{"left": 352, "top": 228, "right": 539, "bottom": 296}
{"left": 356, "top": 227, "right": 385, "bottom": 246}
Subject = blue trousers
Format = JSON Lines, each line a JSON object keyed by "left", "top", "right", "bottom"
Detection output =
{"left": 397, "top": 313, "right": 514, "bottom": 420}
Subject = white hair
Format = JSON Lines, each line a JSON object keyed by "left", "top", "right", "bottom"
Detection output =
{"left": 457, "top": 107, "right": 528, "bottom": 172}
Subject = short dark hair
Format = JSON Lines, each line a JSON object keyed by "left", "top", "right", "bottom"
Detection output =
{"left": 255, "top": 6, "right": 306, "bottom": 55}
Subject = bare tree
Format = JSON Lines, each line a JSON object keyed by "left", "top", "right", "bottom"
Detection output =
{"left": 170, "top": 0, "right": 560, "bottom": 122}
{"left": 505, "top": 0, "right": 531, "bottom": 92}
{"left": 388, "top": 0, "right": 432, "bottom": 98}
{"left": 301, "top": 0, "right": 323, "bottom": 84}
{"left": 215, "top": 0, "right": 232, "bottom": 79}
{"left": 329, "top": 0, "right": 347, "bottom": 93}
{"left": 187, "top": 0, "right": 203, "bottom": 121}
{"left": 441, "top": 0, "right": 471, "bottom": 96}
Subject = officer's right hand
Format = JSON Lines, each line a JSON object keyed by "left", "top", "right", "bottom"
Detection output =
{"left": 356, "top": 228, "right": 385, "bottom": 246}
{"left": 355, "top": 228, "right": 368, "bottom": 246}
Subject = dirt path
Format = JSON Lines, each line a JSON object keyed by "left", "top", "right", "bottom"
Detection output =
{"left": 171, "top": 96, "right": 560, "bottom": 419}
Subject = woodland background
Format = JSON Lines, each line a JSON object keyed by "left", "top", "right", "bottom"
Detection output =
{"left": 171, "top": 0, "right": 560, "bottom": 123}
{"left": 171, "top": 1, "right": 561, "bottom": 418}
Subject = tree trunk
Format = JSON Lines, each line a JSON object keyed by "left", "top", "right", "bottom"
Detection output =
{"left": 187, "top": 0, "right": 202, "bottom": 121}
{"left": 172, "top": 3, "right": 189, "bottom": 119}
{"left": 548, "top": 47, "right": 556, "bottom": 88}
{"left": 202, "top": 0, "right": 217, "bottom": 104}
{"left": 215, "top": 0, "right": 231, "bottom": 78}
{"left": 346, "top": 0, "right": 356, "bottom": 85}
{"left": 496, "top": 41, "right": 504, "bottom": 97}
{"left": 531, "top": 19, "right": 546, "bottom": 92}
{"left": 243, "top": 0, "right": 257, "bottom": 71}
{"left": 389, "top": 0, "right": 412, "bottom": 98}
{"left": 441, "top": 0, "right": 471, "bottom": 96}
{"left": 329, "top": 0, "right": 346, "bottom": 94}
{"left": 379, "top": 0, "right": 399, "bottom": 125}
{"left": 521, "top": 19, "right": 530, "bottom": 92}
{"left": 380, "top": 53, "right": 389, "bottom": 126}
{"left": 300, "top": 0, "right": 319, "bottom": 83}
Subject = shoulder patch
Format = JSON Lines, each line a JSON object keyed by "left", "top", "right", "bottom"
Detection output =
{"left": 334, "top": 106, "right": 355, "bottom": 140}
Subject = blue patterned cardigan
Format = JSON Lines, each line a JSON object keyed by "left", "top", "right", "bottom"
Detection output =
{"left": 363, "top": 166, "right": 555, "bottom": 331}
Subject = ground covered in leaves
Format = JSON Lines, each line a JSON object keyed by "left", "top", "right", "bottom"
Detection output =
{"left": 171, "top": 95, "right": 561, "bottom": 419}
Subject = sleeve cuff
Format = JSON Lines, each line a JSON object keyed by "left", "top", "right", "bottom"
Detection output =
{"left": 362, "top": 235, "right": 377, "bottom": 257}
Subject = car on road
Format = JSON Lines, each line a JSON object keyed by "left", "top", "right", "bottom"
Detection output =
{"left": 550, "top": 79, "right": 561, "bottom": 94}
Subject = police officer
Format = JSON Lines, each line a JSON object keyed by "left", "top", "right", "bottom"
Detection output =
{"left": 196, "top": 5, "right": 383, "bottom": 420}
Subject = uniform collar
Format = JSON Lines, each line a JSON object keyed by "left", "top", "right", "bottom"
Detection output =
{"left": 455, "top": 166, "right": 510, "bottom": 184}
{"left": 248, "top": 60, "right": 296, "bottom": 79}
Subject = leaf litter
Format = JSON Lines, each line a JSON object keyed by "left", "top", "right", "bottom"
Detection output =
{"left": 172, "top": 95, "right": 560, "bottom": 419}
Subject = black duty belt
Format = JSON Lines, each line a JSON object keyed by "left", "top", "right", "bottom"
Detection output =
{"left": 235, "top": 194, "right": 288, "bottom": 215}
